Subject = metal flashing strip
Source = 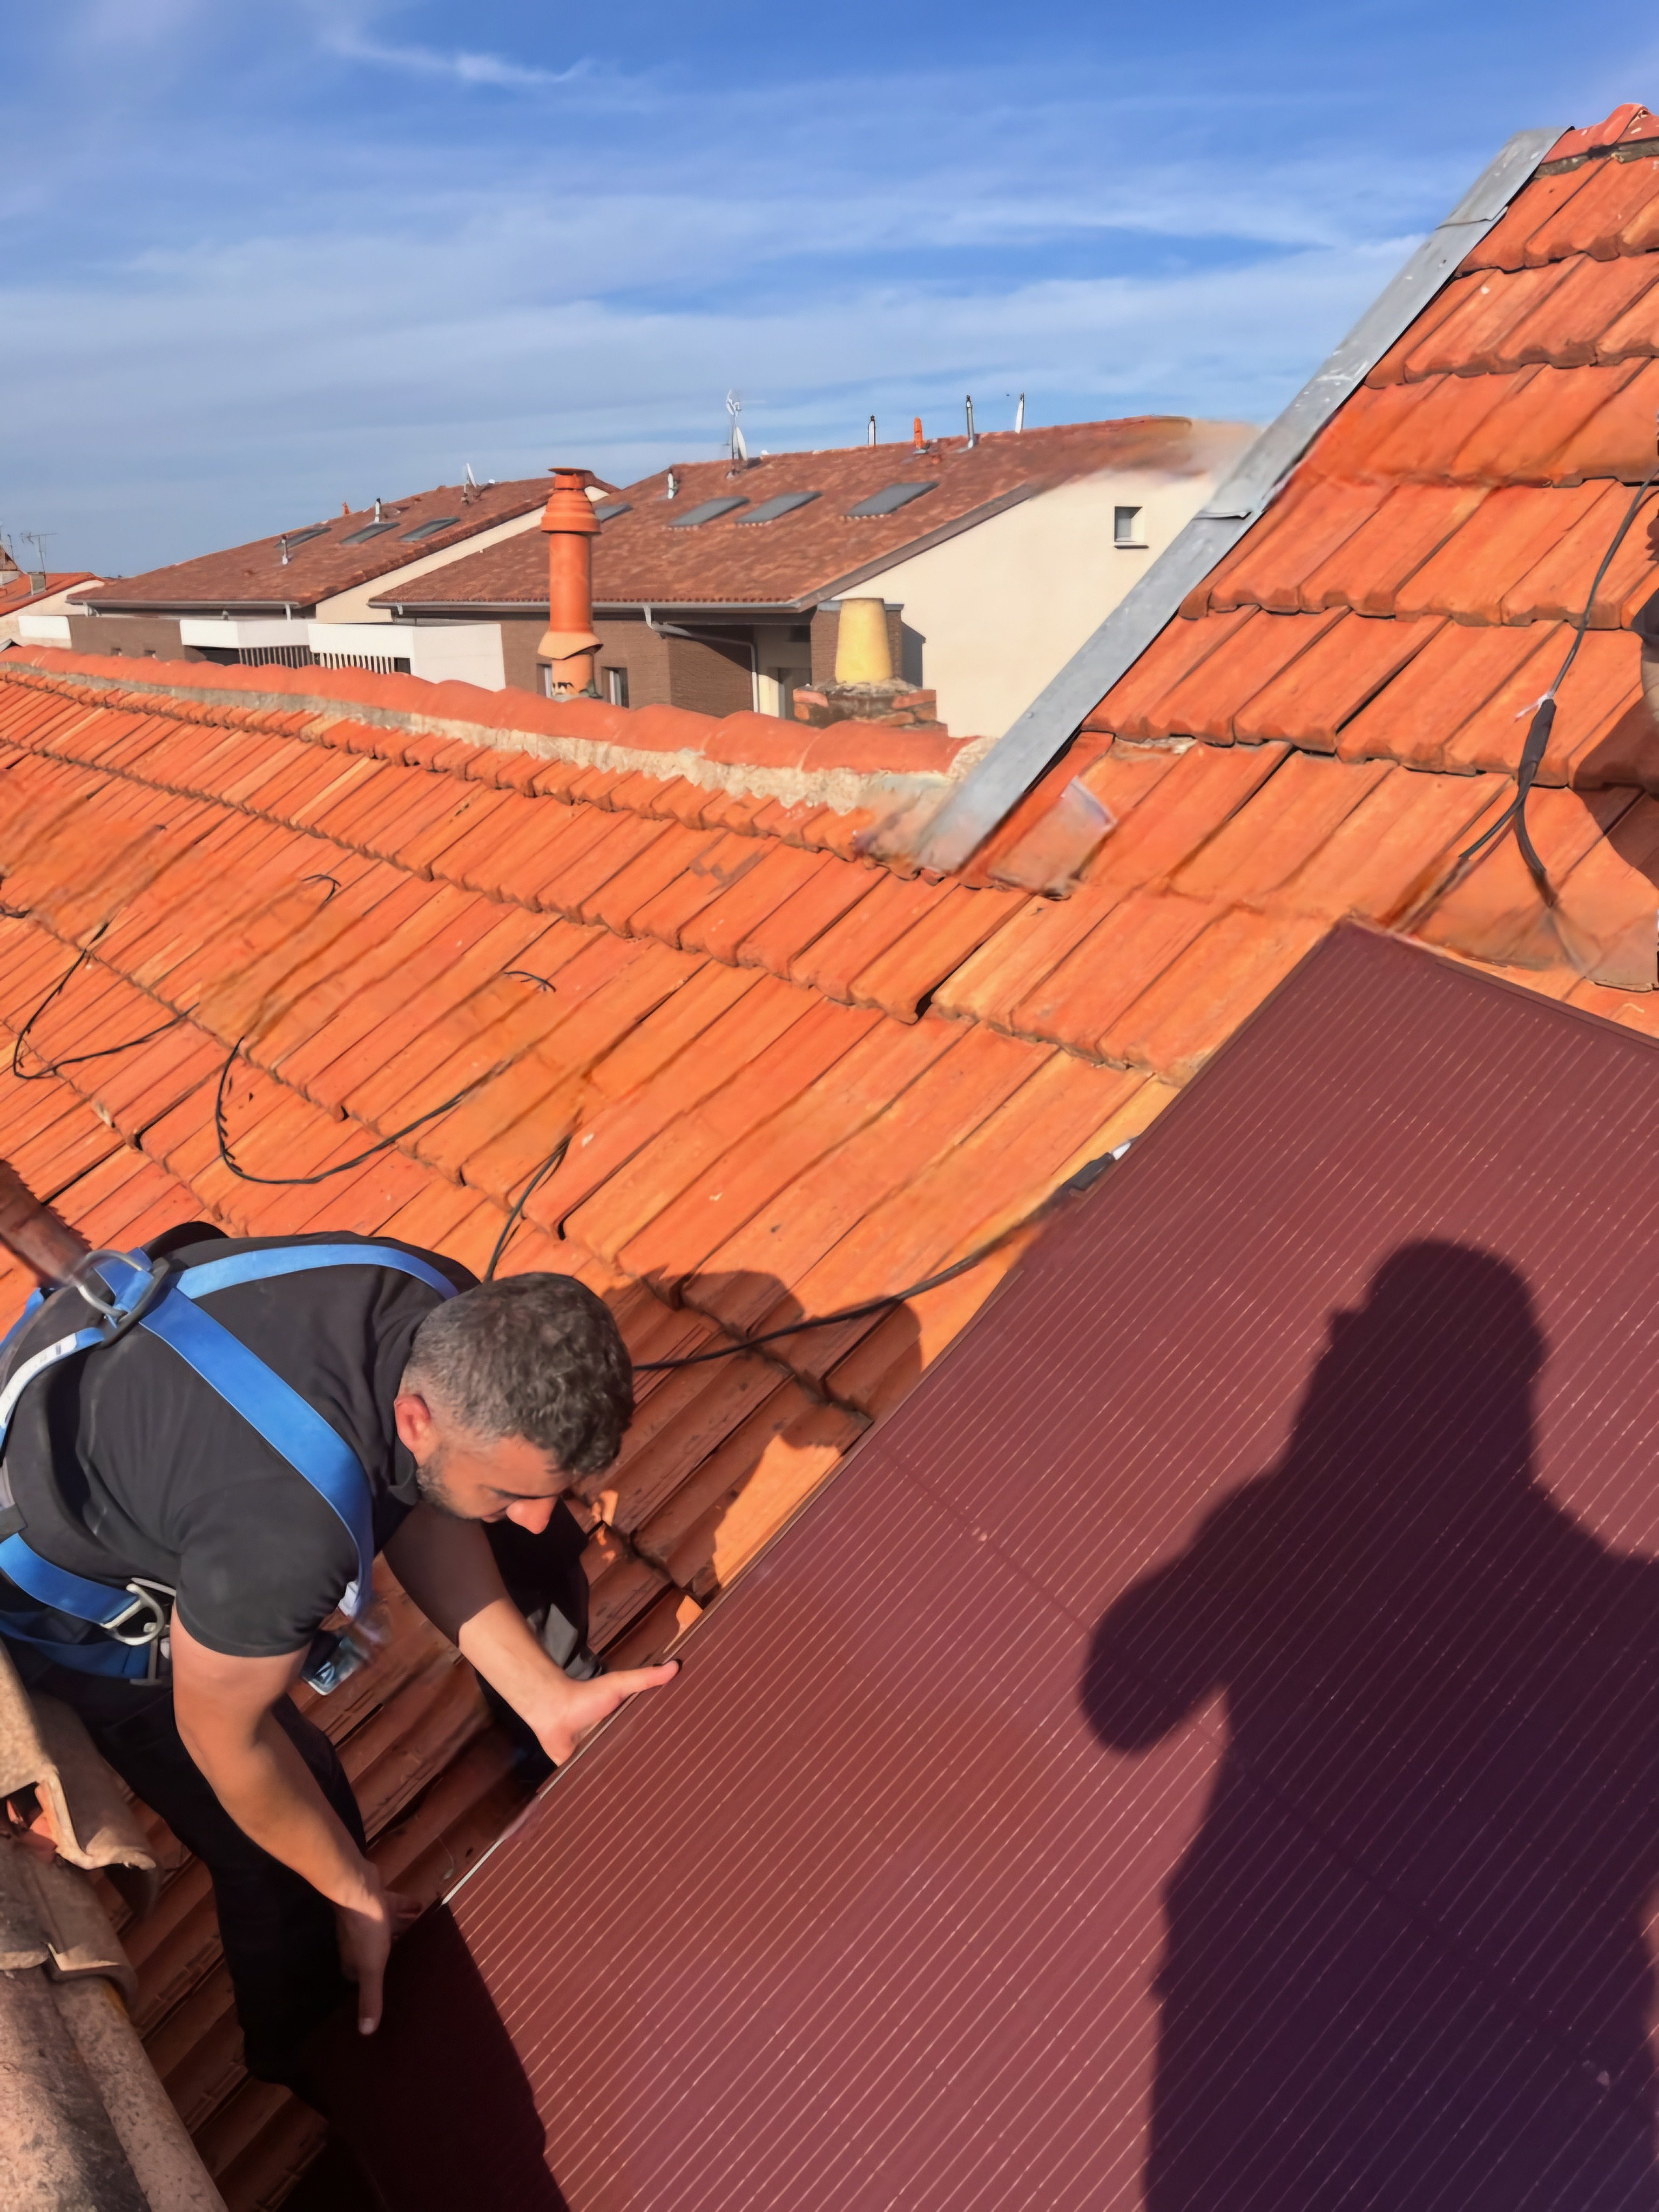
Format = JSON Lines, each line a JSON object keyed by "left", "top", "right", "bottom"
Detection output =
{"left": 909, "top": 124, "right": 1564, "bottom": 875}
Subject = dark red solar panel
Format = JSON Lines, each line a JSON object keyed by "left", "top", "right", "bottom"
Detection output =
{"left": 323, "top": 922, "right": 1659, "bottom": 2210}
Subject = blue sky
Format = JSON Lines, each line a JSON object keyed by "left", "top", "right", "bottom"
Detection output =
{"left": 3, "top": 1, "right": 1654, "bottom": 575}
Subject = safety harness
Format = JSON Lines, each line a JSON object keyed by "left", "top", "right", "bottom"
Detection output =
{"left": 0, "top": 1241, "right": 457, "bottom": 1680}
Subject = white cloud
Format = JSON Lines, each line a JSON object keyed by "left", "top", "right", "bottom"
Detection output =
{"left": 320, "top": 25, "right": 585, "bottom": 90}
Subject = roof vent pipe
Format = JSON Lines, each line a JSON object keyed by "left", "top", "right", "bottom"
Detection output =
{"left": 867, "top": 414, "right": 876, "bottom": 447}
{"left": 538, "top": 464, "right": 602, "bottom": 700}
{"left": 965, "top": 394, "right": 976, "bottom": 448}
{"left": 1015, "top": 392, "right": 1025, "bottom": 433}
{"left": 373, "top": 497, "right": 383, "bottom": 523}
{"left": 278, "top": 535, "right": 290, "bottom": 566}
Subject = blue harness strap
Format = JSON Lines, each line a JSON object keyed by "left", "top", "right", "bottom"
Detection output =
{"left": 0, "top": 1242, "right": 460, "bottom": 1675}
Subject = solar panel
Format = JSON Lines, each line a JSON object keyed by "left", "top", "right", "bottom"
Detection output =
{"left": 665, "top": 496, "right": 748, "bottom": 529}
{"left": 736, "top": 491, "right": 821, "bottom": 525}
{"left": 845, "top": 481, "right": 936, "bottom": 519}
{"left": 400, "top": 517, "right": 460, "bottom": 541}
{"left": 316, "top": 925, "right": 1659, "bottom": 2212}
{"left": 340, "top": 522, "right": 397, "bottom": 545}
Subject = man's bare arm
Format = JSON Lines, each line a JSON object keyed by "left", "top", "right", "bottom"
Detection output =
{"left": 383, "top": 1504, "right": 676, "bottom": 1763}
{"left": 169, "top": 1615, "right": 406, "bottom": 2033}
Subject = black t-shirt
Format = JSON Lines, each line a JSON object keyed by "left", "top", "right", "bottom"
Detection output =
{"left": 0, "top": 1231, "right": 475, "bottom": 1657}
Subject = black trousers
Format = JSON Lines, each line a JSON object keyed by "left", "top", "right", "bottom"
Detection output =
{"left": 12, "top": 1504, "right": 594, "bottom": 2086}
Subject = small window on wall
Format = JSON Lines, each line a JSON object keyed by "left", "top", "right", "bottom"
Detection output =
{"left": 1114, "top": 505, "right": 1146, "bottom": 547}
{"left": 606, "top": 666, "right": 630, "bottom": 708}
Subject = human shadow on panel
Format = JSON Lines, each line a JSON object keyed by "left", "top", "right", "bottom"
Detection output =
{"left": 1082, "top": 1243, "right": 1659, "bottom": 2212}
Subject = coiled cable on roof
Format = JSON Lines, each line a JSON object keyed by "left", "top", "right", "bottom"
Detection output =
{"left": 11, "top": 926, "right": 182, "bottom": 1084}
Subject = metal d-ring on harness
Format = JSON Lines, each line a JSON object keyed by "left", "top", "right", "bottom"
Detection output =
{"left": 0, "top": 1242, "right": 460, "bottom": 1682}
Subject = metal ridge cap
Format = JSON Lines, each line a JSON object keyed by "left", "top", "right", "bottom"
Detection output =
{"left": 908, "top": 122, "right": 1565, "bottom": 876}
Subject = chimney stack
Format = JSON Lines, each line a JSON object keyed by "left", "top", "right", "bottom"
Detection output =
{"left": 539, "top": 467, "right": 602, "bottom": 699}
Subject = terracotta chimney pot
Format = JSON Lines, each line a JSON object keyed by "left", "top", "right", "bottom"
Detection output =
{"left": 539, "top": 467, "right": 602, "bottom": 698}
{"left": 834, "top": 598, "right": 893, "bottom": 685}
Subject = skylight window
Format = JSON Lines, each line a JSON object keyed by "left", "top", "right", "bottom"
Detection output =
{"left": 280, "top": 525, "right": 329, "bottom": 549}
{"left": 666, "top": 496, "right": 748, "bottom": 529}
{"left": 593, "top": 502, "right": 632, "bottom": 521}
{"left": 845, "top": 482, "right": 936, "bottom": 520}
{"left": 340, "top": 521, "right": 397, "bottom": 545}
{"left": 400, "top": 516, "right": 461, "bottom": 541}
{"left": 737, "top": 492, "right": 821, "bottom": 525}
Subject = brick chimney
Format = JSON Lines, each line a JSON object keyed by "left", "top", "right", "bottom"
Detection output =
{"left": 538, "top": 467, "right": 602, "bottom": 698}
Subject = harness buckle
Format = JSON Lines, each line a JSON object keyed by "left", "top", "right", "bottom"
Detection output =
{"left": 67, "top": 1251, "right": 172, "bottom": 1345}
{"left": 104, "top": 1577, "right": 172, "bottom": 1648}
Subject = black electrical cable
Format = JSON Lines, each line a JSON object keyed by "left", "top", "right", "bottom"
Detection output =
{"left": 1459, "top": 462, "right": 1659, "bottom": 894}
{"left": 631, "top": 1143, "right": 1129, "bottom": 1371}
{"left": 482, "top": 1136, "right": 572, "bottom": 1281}
{"left": 11, "top": 930, "right": 182, "bottom": 1084}
{"left": 214, "top": 1036, "right": 488, "bottom": 1188}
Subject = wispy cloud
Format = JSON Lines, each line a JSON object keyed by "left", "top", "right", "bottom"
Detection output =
{"left": 1, "top": 0, "right": 1642, "bottom": 571}
{"left": 320, "top": 24, "right": 585, "bottom": 90}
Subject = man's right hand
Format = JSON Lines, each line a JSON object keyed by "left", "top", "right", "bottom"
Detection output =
{"left": 334, "top": 1868, "right": 422, "bottom": 2035}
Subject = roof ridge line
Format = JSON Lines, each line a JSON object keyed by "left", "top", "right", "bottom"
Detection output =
{"left": 0, "top": 656, "right": 989, "bottom": 847}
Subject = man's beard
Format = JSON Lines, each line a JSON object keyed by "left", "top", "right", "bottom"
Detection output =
{"left": 413, "top": 1447, "right": 470, "bottom": 1520}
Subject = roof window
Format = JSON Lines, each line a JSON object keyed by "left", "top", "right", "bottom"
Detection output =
{"left": 845, "top": 482, "right": 936, "bottom": 520}
{"left": 737, "top": 492, "right": 821, "bottom": 525}
{"left": 593, "top": 502, "right": 632, "bottom": 521}
{"left": 666, "top": 496, "right": 749, "bottom": 529}
{"left": 400, "top": 516, "right": 461, "bottom": 541}
{"left": 340, "top": 521, "right": 397, "bottom": 545}
{"left": 279, "top": 525, "right": 329, "bottom": 549}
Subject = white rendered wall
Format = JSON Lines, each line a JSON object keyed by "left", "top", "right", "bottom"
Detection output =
{"left": 853, "top": 433, "right": 1256, "bottom": 739}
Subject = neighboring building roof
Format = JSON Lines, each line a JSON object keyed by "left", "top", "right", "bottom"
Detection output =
{"left": 3, "top": 102, "right": 1658, "bottom": 2198}
{"left": 370, "top": 420, "right": 1253, "bottom": 616}
{"left": 67, "top": 482, "right": 552, "bottom": 616}
{"left": 0, "top": 569, "right": 98, "bottom": 617}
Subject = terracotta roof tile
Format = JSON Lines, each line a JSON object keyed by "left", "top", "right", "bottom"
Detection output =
{"left": 1209, "top": 478, "right": 1392, "bottom": 611}
{"left": 1148, "top": 611, "right": 1347, "bottom": 740}
{"left": 1297, "top": 484, "right": 1489, "bottom": 614}
{"left": 1526, "top": 149, "right": 1659, "bottom": 263}
{"left": 1333, "top": 620, "right": 1559, "bottom": 769}
{"left": 1085, "top": 605, "right": 1257, "bottom": 732}
{"left": 1462, "top": 163, "right": 1605, "bottom": 273}
{"left": 1500, "top": 251, "right": 1659, "bottom": 368}
{"left": 1008, "top": 888, "right": 1222, "bottom": 1054}
{"left": 1231, "top": 611, "right": 1444, "bottom": 747}
{"left": 1171, "top": 749, "right": 1397, "bottom": 900}
{"left": 1405, "top": 262, "right": 1577, "bottom": 379}
{"left": 1549, "top": 353, "right": 1659, "bottom": 477}
{"left": 1394, "top": 483, "right": 1607, "bottom": 619}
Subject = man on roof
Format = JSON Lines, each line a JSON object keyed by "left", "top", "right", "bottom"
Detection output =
{"left": 0, "top": 1219, "right": 676, "bottom": 2092}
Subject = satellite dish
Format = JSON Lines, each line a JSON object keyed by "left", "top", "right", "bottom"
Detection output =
{"left": 727, "top": 389, "right": 747, "bottom": 467}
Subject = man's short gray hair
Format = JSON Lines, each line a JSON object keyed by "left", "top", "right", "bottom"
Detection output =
{"left": 405, "top": 1274, "right": 633, "bottom": 1477}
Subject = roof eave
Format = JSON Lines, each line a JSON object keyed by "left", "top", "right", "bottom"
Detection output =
{"left": 906, "top": 122, "right": 1566, "bottom": 874}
